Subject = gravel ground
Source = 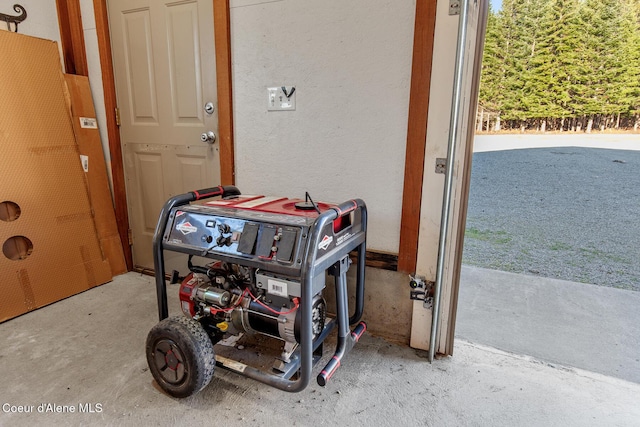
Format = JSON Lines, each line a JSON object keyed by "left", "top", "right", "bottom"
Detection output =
{"left": 463, "top": 145, "right": 640, "bottom": 291}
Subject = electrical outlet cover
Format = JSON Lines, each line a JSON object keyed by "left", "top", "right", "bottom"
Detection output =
{"left": 267, "top": 86, "right": 296, "bottom": 111}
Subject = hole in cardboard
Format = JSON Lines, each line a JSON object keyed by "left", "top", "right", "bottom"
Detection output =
{"left": 0, "top": 201, "right": 21, "bottom": 222}
{"left": 3, "top": 236, "right": 33, "bottom": 261}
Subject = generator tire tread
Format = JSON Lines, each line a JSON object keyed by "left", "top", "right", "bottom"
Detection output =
{"left": 146, "top": 315, "right": 215, "bottom": 398}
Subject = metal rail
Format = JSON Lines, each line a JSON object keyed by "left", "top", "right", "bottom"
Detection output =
{"left": 428, "top": 0, "right": 470, "bottom": 363}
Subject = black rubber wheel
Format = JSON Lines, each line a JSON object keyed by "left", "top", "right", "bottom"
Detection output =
{"left": 146, "top": 316, "right": 215, "bottom": 398}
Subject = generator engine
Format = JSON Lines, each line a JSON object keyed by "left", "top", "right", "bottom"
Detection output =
{"left": 147, "top": 186, "right": 367, "bottom": 398}
{"left": 178, "top": 266, "right": 326, "bottom": 349}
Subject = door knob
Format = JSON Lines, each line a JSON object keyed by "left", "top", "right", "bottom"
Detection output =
{"left": 200, "top": 131, "right": 216, "bottom": 144}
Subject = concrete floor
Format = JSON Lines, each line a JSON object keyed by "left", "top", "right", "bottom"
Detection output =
{"left": 1, "top": 272, "right": 639, "bottom": 426}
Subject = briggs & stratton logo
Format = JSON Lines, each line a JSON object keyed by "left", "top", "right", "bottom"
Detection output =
{"left": 177, "top": 221, "right": 198, "bottom": 235}
{"left": 318, "top": 235, "right": 333, "bottom": 250}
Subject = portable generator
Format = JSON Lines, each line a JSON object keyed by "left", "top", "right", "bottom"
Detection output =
{"left": 146, "top": 186, "right": 367, "bottom": 397}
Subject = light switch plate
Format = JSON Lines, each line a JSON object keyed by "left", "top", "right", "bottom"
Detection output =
{"left": 267, "top": 86, "right": 296, "bottom": 111}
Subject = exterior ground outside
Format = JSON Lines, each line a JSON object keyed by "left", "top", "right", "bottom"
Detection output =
{"left": 464, "top": 134, "right": 640, "bottom": 291}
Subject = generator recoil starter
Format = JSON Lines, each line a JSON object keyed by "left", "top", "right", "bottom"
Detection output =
{"left": 146, "top": 186, "right": 367, "bottom": 397}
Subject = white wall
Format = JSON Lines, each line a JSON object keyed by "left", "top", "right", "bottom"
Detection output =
{"left": 0, "top": 1, "right": 60, "bottom": 40}
{"left": 230, "top": 0, "right": 415, "bottom": 253}
{"left": 0, "top": 0, "right": 61, "bottom": 57}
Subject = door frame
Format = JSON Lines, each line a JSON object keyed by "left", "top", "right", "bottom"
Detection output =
{"left": 56, "top": 0, "right": 88, "bottom": 76}
{"left": 398, "top": 0, "right": 438, "bottom": 274}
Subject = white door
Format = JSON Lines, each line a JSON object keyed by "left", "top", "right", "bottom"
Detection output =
{"left": 108, "top": 0, "right": 221, "bottom": 269}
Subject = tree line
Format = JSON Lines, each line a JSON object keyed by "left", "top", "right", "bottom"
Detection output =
{"left": 478, "top": 0, "right": 640, "bottom": 132}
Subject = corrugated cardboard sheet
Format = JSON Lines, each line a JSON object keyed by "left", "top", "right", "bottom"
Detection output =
{"left": 64, "top": 74, "right": 127, "bottom": 276}
{"left": 0, "top": 31, "right": 112, "bottom": 323}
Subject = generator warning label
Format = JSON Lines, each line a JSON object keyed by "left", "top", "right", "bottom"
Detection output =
{"left": 318, "top": 235, "right": 333, "bottom": 250}
{"left": 336, "top": 232, "right": 353, "bottom": 246}
{"left": 176, "top": 221, "right": 197, "bottom": 235}
{"left": 267, "top": 279, "right": 288, "bottom": 297}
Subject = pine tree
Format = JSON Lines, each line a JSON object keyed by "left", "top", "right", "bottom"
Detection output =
{"left": 477, "top": 0, "right": 640, "bottom": 131}
{"left": 515, "top": 0, "right": 548, "bottom": 125}
{"left": 479, "top": 4, "right": 505, "bottom": 130}
{"left": 619, "top": 0, "right": 640, "bottom": 128}
{"left": 495, "top": 0, "right": 523, "bottom": 124}
{"left": 527, "top": 0, "right": 580, "bottom": 130}
{"left": 573, "top": 0, "right": 626, "bottom": 131}
{"left": 499, "top": 0, "right": 547, "bottom": 127}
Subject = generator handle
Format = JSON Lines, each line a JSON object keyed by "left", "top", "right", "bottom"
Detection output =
{"left": 329, "top": 199, "right": 367, "bottom": 324}
{"left": 190, "top": 186, "right": 240, "bottom": 201}
{"left": 153, "top": 186, "right": 241, "bottom": 320}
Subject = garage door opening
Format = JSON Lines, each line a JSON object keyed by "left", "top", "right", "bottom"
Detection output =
{"left": 456, "top": 0, "right": 640, "bottom": 384}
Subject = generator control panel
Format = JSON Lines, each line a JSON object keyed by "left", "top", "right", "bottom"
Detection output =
{"left": 167, "top": 209, "right": 303, "bottom": 263}
{"left": 161, "top": 194, "right": 363, "bottom": 277}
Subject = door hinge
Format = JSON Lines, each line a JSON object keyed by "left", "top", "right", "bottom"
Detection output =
{"left": 449, "top": 0, "right": 461, "bottom": 15}
{"left": 127, "top": 229, "right": 133, "bottom": 245}
{"left": 409, "top": 275, "right": 436, "bottom": 309}
{"left": 115, "top": 107, "right": 121, "bottom": 126}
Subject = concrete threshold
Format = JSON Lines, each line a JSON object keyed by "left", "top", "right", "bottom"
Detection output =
{"left": 0, "top": 272, "right": 639, "bottom": 426}
{"left": 457, "top": 265, "right": 640, "bottom": 384}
